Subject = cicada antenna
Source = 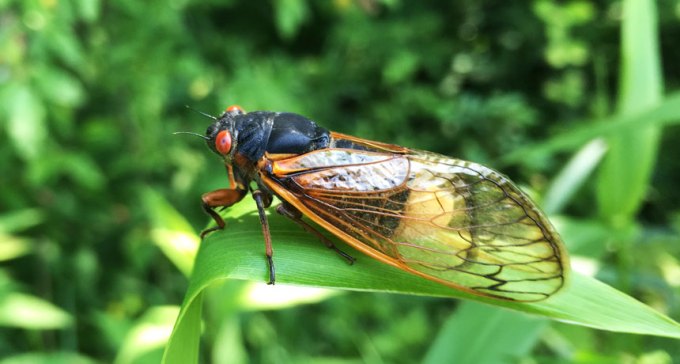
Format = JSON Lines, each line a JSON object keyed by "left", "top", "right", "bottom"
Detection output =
{"left": 173, "top": 131, "right": 209, "bottom": 140}
{"left": 185, "top": 105, "right": 218, "bottom": 120}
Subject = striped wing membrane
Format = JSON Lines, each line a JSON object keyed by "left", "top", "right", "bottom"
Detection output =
{"left": 266, "top": 149, "right": 568, "bottom": 301}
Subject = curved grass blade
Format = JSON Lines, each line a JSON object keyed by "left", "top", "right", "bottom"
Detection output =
{"left": 500, "top": 92, "right": 680, "bottom": 165}
{"left": 163, "top": 199, "right": 680, "bottom": 363}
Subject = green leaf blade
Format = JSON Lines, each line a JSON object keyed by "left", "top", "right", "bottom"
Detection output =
{"left": 164, "top": 198, "right": 680, "bottom": 363}
{"left": 597, "top": 0, "right": 663, "bottom": 221}
{"left": 424, "top": 302, "right": 547, "bottom": 364}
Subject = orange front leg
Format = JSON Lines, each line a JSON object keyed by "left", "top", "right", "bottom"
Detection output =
{"left": 200, "top": 188, "right": 247, "bottom": 239}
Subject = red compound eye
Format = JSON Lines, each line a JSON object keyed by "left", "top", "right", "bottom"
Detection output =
{"left": 225, "top": 105, "right": 244, "bottom": 114}
{"left": 215, "top": 130, "right": 232, "bottom": 155}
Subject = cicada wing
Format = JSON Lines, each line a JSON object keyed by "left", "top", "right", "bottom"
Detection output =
{"left": 262, "top": 148, "right": 568, "bottom": 301}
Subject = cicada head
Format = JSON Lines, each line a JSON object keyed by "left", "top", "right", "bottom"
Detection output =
{"left": 205, "top": 105, "right": 245, "bottom": 162}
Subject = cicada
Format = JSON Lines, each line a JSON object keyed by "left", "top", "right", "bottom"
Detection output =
{"left": 191, "top": 105, "right": 569, "bottom": 302}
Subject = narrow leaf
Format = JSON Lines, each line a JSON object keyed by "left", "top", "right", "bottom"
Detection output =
{"left": 143, "top": 189, "right": 200, "bottom": 277}
{"left": 115, "top": 306, "right": 179, "bottom": 364}
{"left": 0, "top": 292, "right": 72, "bottom": 329}
{"left": 424, "top": 302, "right": 547, "bottom": 364}
{"left": 542, "top": 139, "right": 607, "bottom": 215}
{"left": 501, "top": 92, "right": 680, "bottom": 165}
{"left": 164, "top": 199, "right": 680, "bottom": 361}
{"left": 596, "top": 0, "right": 663, "bottom": 220}
{"left": 162, "top": 293, "right": 203, "bottom": 364}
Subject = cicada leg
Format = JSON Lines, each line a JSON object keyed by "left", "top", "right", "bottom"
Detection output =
{"left": 200, "top": 188, "right": 247, "bottom": 239}
{"left": 252, "top": 189, "right": 276, "bottom": 285}
{"left": 276, "top": 202, "right": 356, "bottom": 265}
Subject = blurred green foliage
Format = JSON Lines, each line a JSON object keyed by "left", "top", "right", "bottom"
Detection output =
{"left": 1, "top": 0, "right": 680, "bottom": 363}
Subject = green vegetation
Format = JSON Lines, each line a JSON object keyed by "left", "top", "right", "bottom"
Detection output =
{"left": 2, "top": 0, "right": 680, "bottom": 363}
